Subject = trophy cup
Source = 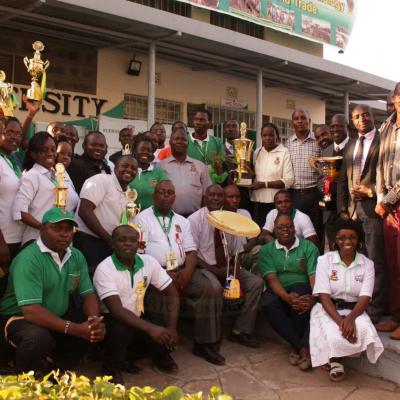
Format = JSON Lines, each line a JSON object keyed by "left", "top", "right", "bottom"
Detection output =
{"left": 54, "top": 163, "right": 68, "bottom": 210}
{"left": 23, "top": 41, "right": 49, "bottom": 102}
{"left": 0, "top": 71, "right": 17, "bottom": 117}
{"left": 122, "top": 188, "right": 141, "bottom": 226}
{"left": 231, "top": 122, "right": 254, "bottom": 186}
{"left": 309, "top": 156, "right": 343, "bottom": 207}
{"left": 121, "top": 143, "right": 131, "bottom": 155}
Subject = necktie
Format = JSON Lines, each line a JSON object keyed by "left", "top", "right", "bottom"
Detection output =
{"left": 214, "top": 228, "right": 227, "bottom": 268}
{"left": 352, "top": 136, "right": 365, "bottom": 186}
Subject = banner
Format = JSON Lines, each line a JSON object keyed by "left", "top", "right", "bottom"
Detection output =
{"left": 177, "top": 0, "right": 356, "bottom": 49}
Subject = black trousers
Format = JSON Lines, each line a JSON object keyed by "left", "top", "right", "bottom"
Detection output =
{"left": 0, "top": 308, "right": 88, "bottom": 374}
{"left": 73, "top": 231, "right": 112, "bottom": 276}
{"left": 103, "top": 314, "right": 165, "bottom": 370}
{"left": 252, "top": 202, "right": 275, "bottom": 229}
{"left": 262, "top": 283, "right": 312, "bottom": 352}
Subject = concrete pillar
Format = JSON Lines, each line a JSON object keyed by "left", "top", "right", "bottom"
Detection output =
{"left": 344, "top": 91, "right": 349, "bottom": 121}
{"left": 256, "top": 68, "right": 263, "bottom": 147}
{"left": 147, "top": 41, "right": 156, "bottom": 128}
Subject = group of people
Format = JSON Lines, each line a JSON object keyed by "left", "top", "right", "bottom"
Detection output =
{"left": 1, "top": 83, "right": 400, "bottom": 385}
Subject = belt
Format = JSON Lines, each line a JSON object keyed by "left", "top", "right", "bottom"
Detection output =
{"left": 290, "top": 187, "right": 317, "bottom": 193}
{"left": 333, "top": 299, "right": 357, "bottom": 310}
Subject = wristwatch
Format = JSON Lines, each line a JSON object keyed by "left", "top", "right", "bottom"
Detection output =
{"left": 367, "top": 188, "right": 374, "bottom": 198}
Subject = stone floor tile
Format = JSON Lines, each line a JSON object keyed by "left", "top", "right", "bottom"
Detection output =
{"left": 347, "top": 388, "right": 400, "bottom": 400}
{"left": 278, "top": 387, "right": 355, "bottom": 400}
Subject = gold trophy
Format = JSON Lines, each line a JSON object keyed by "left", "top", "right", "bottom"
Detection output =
{"left": 0, "top": 71, "right": 17, "bottom": 117}
{"left": 121, "top": 143, "right": 131, "bottom": 155}
{"left": 231, "top": 122, "right": 254, "bottom": 186}
{"left": 122, "top": 188, "right": 141, "bottom": 226}
{"left": 309, "top": 156, "right": 343, "bottom": 207}
{"left": 54, "top": 163, "right": 68, "bottom": 209}
{"left": 23, "top": 41, "right": 49, "bottom": 102}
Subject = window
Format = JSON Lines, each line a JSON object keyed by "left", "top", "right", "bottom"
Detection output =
{"left": 271, "top": 117, "right": 294, "bottom": 144}
{"left": 128, "top": 0, "right": 191, "bottom": 16}
{"left": 124, "top": 94, "right": 182, "bottom": 124}
{"left": 210, "top": 11, "right": 264, "bottom": 39}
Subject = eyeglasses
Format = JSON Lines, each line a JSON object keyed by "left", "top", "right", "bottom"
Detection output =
{"left": 155, "top": 189, "right": 175, "bottom": 196}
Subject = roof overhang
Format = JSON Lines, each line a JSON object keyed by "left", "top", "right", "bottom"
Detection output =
{"left": 0, "top": 0, "right": 395, "bottom": 122}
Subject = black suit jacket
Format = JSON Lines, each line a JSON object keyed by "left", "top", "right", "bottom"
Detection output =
{"left": 336, "top": 131, "right": 380, "bottom": 218}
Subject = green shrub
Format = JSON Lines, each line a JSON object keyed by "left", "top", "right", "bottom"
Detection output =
{"left": 0, "top": 371, "right": 233, "bottom": 399}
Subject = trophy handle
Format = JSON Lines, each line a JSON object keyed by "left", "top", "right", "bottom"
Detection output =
{"left": 23, "top": 57, "right": 29, "bottom": 69}
{"left": 308, "top": 156, "right": 320, "bottom": 172}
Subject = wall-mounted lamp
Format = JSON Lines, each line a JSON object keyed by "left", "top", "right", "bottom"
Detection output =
{"left": 127, "top": 55, "right": 142, "bottom": 76}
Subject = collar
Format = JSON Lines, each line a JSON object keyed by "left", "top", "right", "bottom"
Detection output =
{"left": 152, "top": 206, "right": 174, "bottom": 219}
{"left": 335, "top": 137, "right": 349, "bottom": 150}
{"left": 111, "top": 173, "right": 125, "bottom": 192}
{"left": 36, "top": 237, "right": 72, "bottom": 267}
{"left": 358, "top": 128, "right": 376, "bottom": 140}
{"left": 261, "top": 143, "right": 282, "bottom": 153}
{"left": 169, "top": 154, "right": 190, "bottom": 163}
{"left": 191, "top": 132, "right": 209, "bottom": 144}
{"left": 332, "top": 251, "right": 363, "bottom": 269}
{"left": 275, "top": 236, "right": 300, "bottom": 251}
{"left": 289, "top": 131, "right": 315, "bottom": 142}
{"left": 111, "top": 253, "right": 144, "bottom": 275}
{"left": 34, "top": 163, "right": 54, "bottom": 175}
{"left": 138, "top": 164, "right": 154, "bottom": 173}
{"left": 225, "top": 140, "right": 234, "bottom": 152}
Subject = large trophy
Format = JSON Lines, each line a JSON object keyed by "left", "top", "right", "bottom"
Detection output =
{"left": 121, "top": 188, "right": 141, "bottom": 226}
{"left": 231, "top": 122, "right": 254, "bottom": 186}
{"left": 309, "top": 156, "right": 343, "bottom": 207}
{"left": 0, "top": 71, "right": 17, "bottom": 117}
{"left": 54, "top": 163, "right": 68, "bottom": 210}
{"left": 23, "top": 41, "right": 49, "bottom": 102}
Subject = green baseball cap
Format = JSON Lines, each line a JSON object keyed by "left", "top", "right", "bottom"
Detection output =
{"left": 41, "top": 207, "right": 78, "bottom": 227}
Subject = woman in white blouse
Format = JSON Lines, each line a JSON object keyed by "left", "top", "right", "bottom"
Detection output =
{"left": 249, "top": 123, "right": 294, "bottom": 228}
{"left": 0, "top": 118, "right": 24, "bottom": 293}
{"left": 310, "top": 220, "right": 383, "bottom": 382}
{"left": 13, "top": 132, "right": 78, "bottom": 246}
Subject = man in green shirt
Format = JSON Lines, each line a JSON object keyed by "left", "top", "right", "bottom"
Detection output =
{"left": 187, "top": 109, "right": 227, "bottom": 184}
{"left": 260, "top": 214, "right": 318, "bottom": 371}
{"left": 0, "top": 207, "right": 105, "bottom": 375}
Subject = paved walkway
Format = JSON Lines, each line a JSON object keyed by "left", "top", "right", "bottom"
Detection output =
{"left": 79, "top": 333, "right": 400, "bottom": 400}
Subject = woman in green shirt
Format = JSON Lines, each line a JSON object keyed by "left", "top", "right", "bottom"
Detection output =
{"left": 260, "top": 214, "right": 319, "bottom": 371}
{"left": 129, "top": 135, "right": 168, "bottom": 210}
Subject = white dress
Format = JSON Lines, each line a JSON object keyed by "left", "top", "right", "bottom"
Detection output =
{"left": 309, "top": 251, "right": 384, "bottom": 367}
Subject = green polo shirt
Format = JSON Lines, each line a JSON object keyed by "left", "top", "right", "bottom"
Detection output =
{"left": 128, "top": 166, "right": 168, "bottom": 210}
{"left": 0, "top": 241, "right": 94, "bottom": 317}
{"left": 259, "top": 237, "right": 318, "bottom": 288}
{"left": 187, "top": 134, "right": 225, "bottom": 166}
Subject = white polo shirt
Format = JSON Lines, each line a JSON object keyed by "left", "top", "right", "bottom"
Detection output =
{"left": 75, "top": 173, "right": 128, "bottom": 237}
{"left": 13, "top": 163, "right": 78, "bottom": 245}
{"left": 263, "top": 208, "right": 316, "bottom": 239}
{"left": 313, "top": 251, "right": 375, "bottom": 304}
{"left": 135, "top": 207, "right": 196, "bottom": 268}
{"left": 188, "top": 207, "right": 243, "bottom": 265}
{"left": 0, "top": 156, "right": 24, "bottom": 243}
{"left": 93, "top": 253, "right": 172, "bottom": 316}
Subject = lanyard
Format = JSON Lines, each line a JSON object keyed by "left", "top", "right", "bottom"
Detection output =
{"left": 193, "top": 137, "right": 209, "bottom": 164}
{"left": 0, "top": 150, "right": 21, "bottom": 178}
{"left": 153, "top": 207, "right": 174, "bottom": 247}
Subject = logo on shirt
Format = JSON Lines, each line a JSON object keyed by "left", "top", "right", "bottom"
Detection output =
{"left": 329, "top": 270, "right": 338, "bottom": 281}
{"left": 150, "top": 179, "right": 157, "bottom": 186}
{"left": 298, "top": 258, "right": 306, "bottom": 271}
{"left": 175, "top": 224, "right": 182, "bottom": 233}
{"left": 190, "top": 164, "right": 197, "bottom": 172}
{"left": 274, "top": 157, "right": 280, "bottom": 165}
{"left": 354, "top": 273, "right": 364, "bottom": 282}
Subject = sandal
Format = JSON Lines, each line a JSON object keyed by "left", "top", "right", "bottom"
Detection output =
{"left": 297, "top": 355, "right": 311, "bottom": 371}
{"left": 329, "top": 362, "right": 345, "bottom": 382}
{"left": 288, "top": 352, "right": 300, "bottom": 366}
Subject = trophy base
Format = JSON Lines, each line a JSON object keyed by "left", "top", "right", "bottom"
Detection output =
{"left": 230, "top": 170, "right": 253, "bottom": 187}
{"left": 27, "top": 82, "right": 43, "bottom": 102}
{"left": 319, "top": 195, "right": 332, "bottom": 208}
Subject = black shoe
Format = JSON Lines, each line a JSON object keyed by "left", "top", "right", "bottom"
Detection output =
{"left": 228, "top": 332, "right": 261, "bottom": 348}
{"left": 192, "top": 342, "right": 225, "bottom": 365}
{"left": 152, "top": 352, "right": 178, "bottom": 373}
{"left": 102, "top": 366, "right": 125, "bottom": 385}
{"left": 121, "top": 360, "right": 141, "bottom": 374}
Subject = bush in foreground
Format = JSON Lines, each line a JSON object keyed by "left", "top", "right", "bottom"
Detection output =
{"left": 0, "top": 370, "right": 233, "bottom": 399}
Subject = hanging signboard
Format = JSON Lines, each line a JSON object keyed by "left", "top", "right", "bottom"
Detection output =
{"left": 176, "top": 0, "right": 356, "bottom": 49}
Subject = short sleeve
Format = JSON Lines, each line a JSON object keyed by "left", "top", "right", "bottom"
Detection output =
{"left": 79, "top": 175, "right": 107, "bottom": 207}
{"left": 93, "top": 261, "right": 119, "bottom": 301}
{"left": 298, "top": 213, "right": 317, "bottom": 239}
{"left": 312, "top": 254, "right": 332, "bottom": 296}
{"left": 181, "top": 218, "right": 197, "bottom": 252}
{"left": 304, "top": 241, "right": 319, "bottom": 276}
{"left": 259, "top": 243, "right": 277, "bottom": 278}
{"left": 262, "top": 209, "right": 276, "bottom": 232}
{"left": 13, "top": 171, "right": 38, "bottom": 219}
{"left": 359, "top": 257, "right": 375, "bottom": 298}
{"left": 200, "top": 162, "right": 212, "bottom": 194}
{"left": 188, "top": 213, "right": 201, "bottom": 248}
{"left": 13, "top": 255, "right": 43, "bottom": 307}
{"left": 76, "top": 251, "right": 94, "bottom": 296}
{"left": 147, "top": 256, "right": 172, "bottom": 291}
